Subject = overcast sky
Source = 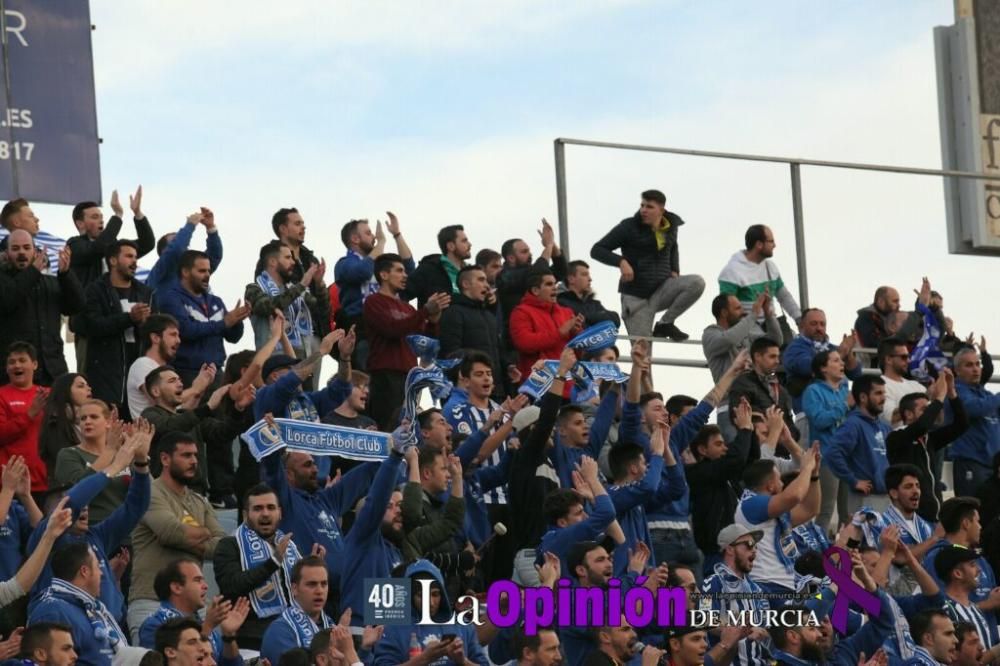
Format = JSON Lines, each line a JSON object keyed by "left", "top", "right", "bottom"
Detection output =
{"left": 32, "top": 0, "right": 997, "bottom": 395}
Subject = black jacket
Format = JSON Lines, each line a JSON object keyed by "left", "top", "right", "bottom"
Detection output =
{"left": 591, "top": 211, "right": 685, "bottom": 299}
{"left": 686, "top": 428, "right": 759, "bottom": 555}
{"left": 213, "top": 535, "right": 280, "bottom": 649}
{"left": 439, "top": 293, "right": 501, "bottom": 361}
{"left": 67, "top": 215, "right": 155, "bottom": 292}
{"left": 727, "top": 370, "right": 800, "bottom": 441}
{"left": 509, "top": 391, "right": 560, "bottom": 551}
{"left": 403, "top": 254, "right": 457, "bottom": 308}
{"left": 557, "top": 290, "right": 621, "bottom": 329}
{"left": 886, "top": 396, "right": 968, "bottom": 522}
{"left": 0, "top": 262, "right": 86, "bottom": 385}
{"left": 73, "top": 274, "right": 152, "bottom": 411}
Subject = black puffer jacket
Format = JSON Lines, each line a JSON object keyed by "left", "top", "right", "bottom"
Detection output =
{"left": 438, "top": 293, "right": 502, "bottom": 362}
{"left": 402, "top": 253, "right": 456, "bottom": 308}
{"left": 0, "top": 261, "right": 86, "bottom": 385}
{"left": 557, "top": 290, "right": 621, "bottom": 328}
{"left": 591, "top": 211, "right": 685, "bottom": 299}
{"left": 73, "top": 274, "right": 153, "bottom": 412}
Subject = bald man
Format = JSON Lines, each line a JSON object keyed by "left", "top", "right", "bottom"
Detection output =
{"left": 0, "top": 229, "right": 86, "bottom": 384}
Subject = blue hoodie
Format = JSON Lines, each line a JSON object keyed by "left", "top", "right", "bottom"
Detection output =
{"left": 945, "top": 381, "right": 1000, "bottom": 466}
{"left": 552, "top": 387, "right": 619, "bottom": 489}
{"left": 372, "top": 560, "right": 489, "bottom": 666}
{"left": 608, "top": 453, "right": 664, "bottom": 577}
{"left": 254, "top": 371, "right": 353, "bottom": 481}
{"left": 157, "top": 282, "right": 244, "bottom": 371}
{"left": 536, "top": 493, "right": 616, "bottom": 572}
{"left": 783, "top": 335, "right": 863, "bottom": 411}
{"left": 338, "top": 451, "right": 405, "bottom": 627}
{"left": 146, "top": 221, "right": 222, "bottom": 308}
{"left": 620, "top": 399, "right": 707, "bottom": 525}
{"left": 28, "top": 471, "right": 150, "bottom": 623}
{"left": 802, "top": 379, "right": 850, "bottom": 455}
{"left": 261, "top": 450, "right": 379, "bottom": 593}
{"left": 0, "top": 501, "right": 32, "bottom": 581}
{"left": 826, "top": 408, "right": 891, "bottom": 493}
{"left": 29, "top": 585, "right": 117, "bottom": 666}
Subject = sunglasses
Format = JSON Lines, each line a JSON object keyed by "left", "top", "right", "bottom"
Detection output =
{"left": 731, "top": 540, "right": 758, "bottom": 550}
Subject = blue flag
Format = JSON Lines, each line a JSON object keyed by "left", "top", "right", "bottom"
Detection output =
{"left": 908, "top": 303, "right": 947, "bottom": 383}
{"left": 241, "top": 418, "right": 391, "bottom": 462}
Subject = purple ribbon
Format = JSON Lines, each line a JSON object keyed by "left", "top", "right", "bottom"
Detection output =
{"left": 821, "top": 546, "right": 881, "bottom": 634}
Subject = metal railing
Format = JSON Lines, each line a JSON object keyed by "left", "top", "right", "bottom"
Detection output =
{"left": 614, "top": 334, "right": 1000, "bottom": 385}
{"left": 554, "top": 138, "right": 1000, "bottom": 386}
{"left": 553, "top": 138, "right": 1000, "bottom": 311}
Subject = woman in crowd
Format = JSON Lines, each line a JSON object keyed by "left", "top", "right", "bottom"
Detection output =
{"left": 38, "top": 373, "right": 92, "bottom": 481}
{"left": 802, "top": 349, "right": 850, "bottom": 534}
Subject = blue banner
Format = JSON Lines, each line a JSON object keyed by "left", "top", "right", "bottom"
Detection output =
{"left": 0, "top": 1, "right": 101, "bottom": 204}
{"left": 518, "top": 361, "right": 629, "bottom": 401}
{"left": 241, "top": 418, "right": 390, "bottom": 462}
{"left": 567, "top": 321, "right": 618, "bottom": 353}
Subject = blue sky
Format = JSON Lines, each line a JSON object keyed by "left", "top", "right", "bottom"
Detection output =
{"left": 29, "top": 0, "right": 994, "bottom": 393}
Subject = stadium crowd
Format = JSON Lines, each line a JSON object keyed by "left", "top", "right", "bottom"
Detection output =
{"left": 0, "top": 187, "right": 997, "bottom": 666}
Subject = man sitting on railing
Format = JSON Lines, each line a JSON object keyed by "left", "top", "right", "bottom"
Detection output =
{"left": 590, "top": 189, "right": 705, "bottom": 342}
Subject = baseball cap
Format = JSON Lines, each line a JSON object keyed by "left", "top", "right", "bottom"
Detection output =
{"left": 717, "top": 524, "right": 764, "bottom": 551}
{"left": 262, "top": 354, "right": 298, "bottom": 381}
{"left": 933, "top": 545, "right": 981, "bottom": 582}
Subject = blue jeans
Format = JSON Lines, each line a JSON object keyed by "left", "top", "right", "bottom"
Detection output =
{"left": 953, "top": 459, "right": 991, "bottom": 497}
{"left": 650, "top": 527, "right": 704, "bottom": 581}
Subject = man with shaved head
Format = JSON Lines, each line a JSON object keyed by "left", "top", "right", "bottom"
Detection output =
{"left": 0, "top": 229, "right": 86, "bottom": 384}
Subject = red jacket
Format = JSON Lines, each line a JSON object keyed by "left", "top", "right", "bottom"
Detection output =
{"left": 509, "top": 293, "right": 575, "bottom": 379}
{"left": 363, "top": 292, "right": 437, "bottom": 373}
{"left": 0, "top": 384, "right": 46, "bottom": 491}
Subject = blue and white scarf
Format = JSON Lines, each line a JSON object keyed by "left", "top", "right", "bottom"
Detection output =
{"left": 349, "top": 249, "right": 381, "bottom": 300}
{"left": 257, "top": 271, "right": 313, "bottom": 349}
{"left": 882, "top": 593, "right": 919, "bottom": 661}
{"left": 909, "top": 303, "right": 948, "bottom": 383}
{"left": 48, "top": 578, "right": 126, "bottom": 654}
{"left": 280, "top": 603, "right": 332, "bottom": 648}
{"left": 236, "top": 524, "right": 301, "bottom": 618}
{"left": 148, "top": 603, "right": 223, "bottom": 658}
{"left": 882, "top": 504, "right": 934, "bottom": 546}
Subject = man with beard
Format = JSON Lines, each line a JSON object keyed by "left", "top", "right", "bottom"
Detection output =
{"left": 139, "top": 559, "right": 250, "bottom": 661}
{"left": 727, "top": 337, "right": 800, "bottom": 441}
{"left": 583, "top": 615, "right": 664, "bottom": 666}
{"left": 768, "top": 595, "right": 895, "bottom": 666}
{"left": 67, "top": 189, "right": 155, "bottom": 370}
{"left": 73, "top": 240, "right": 152, "bottom": 418}
{"left": 870, "top": 465, "right": 937, "bottom": 565}
{"left": 718, "top": 225, "right": 801, "bottom": 323}
{"left": 363, "top": 253, "right": 449, "bottom": 430}
{"left": 404, "top": 224, "right": 471, "bottom": 306}
{"left": 782, "top": 308, "right": 862, "bottom": 411}
{"left": 338, "top": 443, "right": 407, "bottom": 628}
{"left": 512, "top": 627, "right": 564, "bottom": 666}
{"left": 213, "top": 484, "right": 300, "bottom": 649}
{"left": 497, "top": 220, "right": 568, "bottom": 344}
{"left": 826, "top": 376, "right": 892, "bottom": 514}
{"left": 127, "top": 314, "right": 217, "bottom": 420}
{"left": 147, "top": 208, "right": 223, "bottom": 309}
{"left": 703, "top": 292, "right": 781, "bottom": 386}
{"left": 159, "top": 250, "right": 251, "bottom": 388}
{"left": 141, "top": 365, "right": 255, "bottom": 499}
{"left": 128, "top": 433, "right": 228, "bottom": 640}
{"left": 854, "top": 281, "right": 927, "bottom": 350}
{"left": 334, "top": 214, "right": 413, "bottom": 369}
{"left": 246, "top": 241, "right": 326, "bottom": 372}
{"left": 28, "top": 430, "right": 151, "bottom": 625}
{"left": 908, "top": 610, "right": 959, "bottom": 666}
{"left": 0, "top": 230, "right": 85, "bottom": 385}
{"left": 700, "top": 525, "right": 770, "bottom": 666}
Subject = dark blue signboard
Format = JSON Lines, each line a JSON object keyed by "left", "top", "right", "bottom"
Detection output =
{"left": 0, "top": 1, "right": 100, "bottom": 205}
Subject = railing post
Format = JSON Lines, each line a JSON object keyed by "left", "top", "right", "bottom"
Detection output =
{"left": 789, "top": 162, "right": 809, "bottom": 310}
{"left": 554, "top": 139, "right": 570, "bottom": 259}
